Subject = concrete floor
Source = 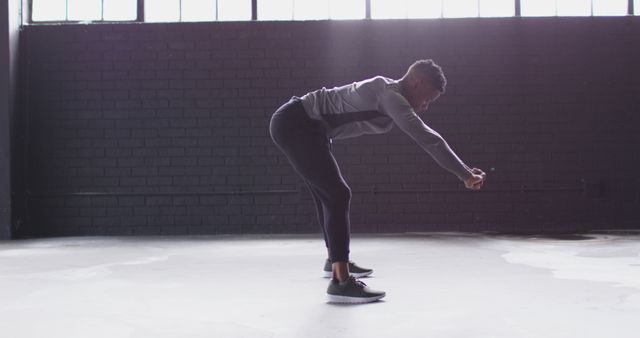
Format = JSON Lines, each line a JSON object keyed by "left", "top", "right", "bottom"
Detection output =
{"left": 1, "top": 232, "right": 639, "bottom": 338}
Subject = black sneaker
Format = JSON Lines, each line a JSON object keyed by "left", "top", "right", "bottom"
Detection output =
{"left": 326, "top": 276, "right": 386, "bottom": 304}
{"left": 323, "top": 259, "right": 373, "bottom": 278}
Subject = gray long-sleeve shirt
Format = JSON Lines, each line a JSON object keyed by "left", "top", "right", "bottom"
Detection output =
{"left": 300, "top": 76, "right": 472, "bottom": 181}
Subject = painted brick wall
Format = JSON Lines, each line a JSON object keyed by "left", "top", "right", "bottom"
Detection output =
{"left": 17, "top": 17, "right": 640, "bottom": 237}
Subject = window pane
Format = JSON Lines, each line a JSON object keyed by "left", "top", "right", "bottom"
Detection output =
{"left": 295, "top": 0, "right": 329, "bottom": 20}
{"left": 258, "top": 0, "right": 294, "bottom": 20}
{"left": 480, "top": 0, "right": 515, "bottom": 17}
{"left": 32, "top": 0, "right": 67, "bottom": 21}
{"left": 637, "top": 0, "right": 640, "bottom": 15}
{"left": 329, "top": 0, "right": 366, "bottom": 19}
{"left": 557, "top": 0, "right": 591, "bottom": 16}
{"left": 68, "top": 0, "right": 102, "bottom": 21}
{"left": 521, "top": 0, "right": 556, "bottom": 16}
{"left": 592, "top": 0, "right": 627, "bottom": 16}
{"left": 146, "top": 0, "right": 180, "bottom": 22}
{"left": 104, "top": 0, "right": 137, "bottom": 20}
{"left": 371, "top": 0, "right": 407, "bottom": 19}
{"left": 182, "top": 0, "right": 216, "bottom": 21}
{"left": 218, "top": 0, "right": 252, "bottom": 20}
{"left": 443, "top": 0, "right": 479, "bottom": 18}
{"left": 408, "top": 0, "right": 442, "bottom": 18}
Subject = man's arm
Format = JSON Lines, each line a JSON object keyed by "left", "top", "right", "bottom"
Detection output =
{"left": 379, "top": 90, "right": 473, "bottom": 182}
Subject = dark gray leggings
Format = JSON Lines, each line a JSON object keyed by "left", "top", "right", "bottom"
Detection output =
{"left": 269, "top": 98, "right": 351, "bottom": 263}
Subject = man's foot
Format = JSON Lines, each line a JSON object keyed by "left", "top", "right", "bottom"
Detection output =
{"left": 323, "top": 259, "right": 373, "bottom": 278}
{"left": 326, "top": 276, "right": 386, "bottom": 304}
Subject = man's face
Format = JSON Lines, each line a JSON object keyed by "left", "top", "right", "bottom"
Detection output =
{"left": 410, "top": 82, "right": 441, "bottom": 114}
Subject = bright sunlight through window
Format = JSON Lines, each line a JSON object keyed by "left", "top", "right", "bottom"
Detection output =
{"left": 371, "top": 0, "right": 441, "bottom": 19}
{"left": 294, "top": 0, "right": 330, "bottom": 20}
{"left": 145, "top": 0, "right": 180, "bottom": 22}
{"left": 371, "top": 0, "right": 514, "bottom": 19}
{"left": 104, "top": 0, "right": 137, "bottom": 20}
{"left": 479, "top": 0, "right": 515, "bottom": 17}
{"left": 145, "top": 0, "right": 250, "bottom": 22}
{"left": 258, "top": 0, "right": 364, "bottom": 21}
{"left": 557, "top": 0, "right": 591, "bottom": 16}
{"left": 67, "top": 0, "right": 101, "bottom": 21}
{"left": 592, "top": 0, "right": 627, "bottom": 16}
{"left": 522, "top": 0, "right": 629, "bottom": 16}
{"left": 29, "top": 0, "right": 639, "bottom": 22}
{"left": 258, "top": 0, "right": 293, "bottom": 20}
{"left": 443, "top": 0, "right": 479, "bottom": 18}
{"left": 32, "top": 0, "right": 66, "bottom": 21}
{"left": 217, "top": 0, "right": 252, "bottom": 21}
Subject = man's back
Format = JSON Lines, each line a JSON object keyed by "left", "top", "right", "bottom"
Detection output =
{"left": 300, "top": 76, "right": 400, "bottom": 139}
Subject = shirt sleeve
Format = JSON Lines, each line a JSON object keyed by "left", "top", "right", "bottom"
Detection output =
{"left": 379, "top": 89, "right": 473, "bottom": 182}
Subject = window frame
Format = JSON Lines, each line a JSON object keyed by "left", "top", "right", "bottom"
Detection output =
{"left": 26, "top": 0, "right": 637, "bottom": 24}
{"left": 28, "top": 0, "right": 145, "bottom": 23}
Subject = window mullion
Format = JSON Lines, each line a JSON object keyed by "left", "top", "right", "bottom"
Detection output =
{"left": 139, "top": 0, "right": 145, "bottom": 21}
{"left": 365, "top": 0, "right": 371, "bottom": 19}
{"left": 252, "top": 0, "right": 257, "bottom": 20}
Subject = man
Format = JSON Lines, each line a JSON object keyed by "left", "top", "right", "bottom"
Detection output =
{"left": 269, "top": 59, "right": 486, "bottom": 304}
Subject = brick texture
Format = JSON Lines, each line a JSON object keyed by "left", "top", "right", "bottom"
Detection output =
{"left": 17, "top": 17, "right": 640, "bottom": 237}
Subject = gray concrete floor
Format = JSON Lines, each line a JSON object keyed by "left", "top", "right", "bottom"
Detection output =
{"left": 1, "top": 232, "right": 639, "bottom": 338}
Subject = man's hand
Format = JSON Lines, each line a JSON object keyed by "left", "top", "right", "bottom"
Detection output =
{"left": 464, "top": 168, "right": 486, "bottom": 190}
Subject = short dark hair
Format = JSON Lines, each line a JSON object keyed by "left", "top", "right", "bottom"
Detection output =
{"left": 407, "top": 59, "right": 447, "bottom": 93}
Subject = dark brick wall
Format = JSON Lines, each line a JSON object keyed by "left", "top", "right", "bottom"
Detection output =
{"left": 17, "top": 17, "right": 640, "bottom": 237}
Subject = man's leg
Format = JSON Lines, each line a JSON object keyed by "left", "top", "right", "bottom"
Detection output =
{"left": 306, "top": 182, "right": 329, "bottom": 251}
{"left": 308, "top": 179, "right": 374, "bottom": 279}
{"left": 270, "top": 103, "right": 351, "bottom": 278}
{"left": 270, "top": 100, "right": 385, "bottom": 303}
{"left": 282, "top": 141, "right": 353, "bottom": 274}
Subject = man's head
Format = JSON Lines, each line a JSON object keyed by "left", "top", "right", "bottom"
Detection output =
{"left": 399, "top": 59, "right": 447, "bottom": 113}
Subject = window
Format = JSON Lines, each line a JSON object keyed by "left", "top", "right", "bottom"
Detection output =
{"left": 406, "top": 0, "right": 443, "bottom": 19}
{"left": 480, "top": 0, "right": 515, "bottom": 17}
{"left": 294, "top": 0, "right": 330, "bottom": 20}
{"left": 557, "top": 0, "right": 591, "bottom": 16}
{"left": 28, "top": 0, "right": 640, "bottom": 23}
{"left": 145, "top": 0, "right": 251, "bottom": 22}
{"left": 521, "top": 0, "right": 557, "bottom": 16}
{"left": 257, "top": 0, "right": 365, "bottom": 20}
{"left": 182, "top": 0, "right": 217, "bottom": 22}
{"left": 104, "top": 0, "right": 138, "bottom": 20}
{"left": 67, "top": 0, "right": 101, "bottom": 21}
{"left": 145, "top": 0, "right": 180, "bottom": 22}
{"left": 218, "top": 0, "right": 252, "bottom": 21}
{"left": 31, "top": 0, "right": 251, "bottom": 22}
{"left": 258, "top": 0, "right": 293, "bottom": 20}
{"left": 32, "top": 0, "right": 137, "bottom": 21}
{"left": 522, "top": 0, "right": 630, "bottom": 16}
{"left": 592, "top": 0, "right": 627, "bottom": 16}
{"left": 32, "top": 0, "right": 67, "bottom": 21}
{"left": 371, "top": 0, "right": 514, "bottom": 19}
{"left": 329, "top": 0, "right": 366, "bottom": 19}
{"left": 371, "top": 0, "right": 411, "bottom": 19}
{"left": 371, "top": 0, "right": 441, "bottom": 19}
{"left": 443, "top": 0, "right": 479, "bottom": 18}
